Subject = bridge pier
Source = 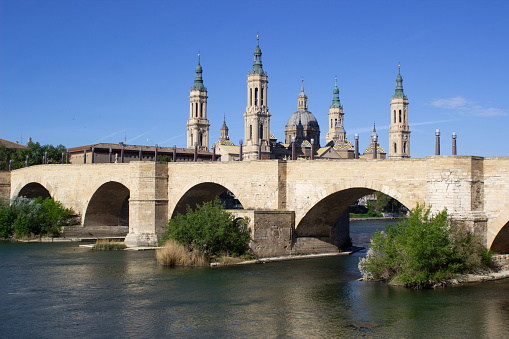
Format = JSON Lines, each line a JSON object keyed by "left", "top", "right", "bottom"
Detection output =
{"left": 124, "top": 162, "right": 168, "bottom": 247}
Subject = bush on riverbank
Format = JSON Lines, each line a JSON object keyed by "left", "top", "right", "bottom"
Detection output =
{"left": 156, "top": 239, "right": 208, "bottom": 266}
{"left": 160, "top": 198, "right": 251, "bottom": 260}
{"left": 0, "top": 197, "right": 78, "bottom": 239}
{"left": 358, "top": 204, "right": 493, "bottom": 288}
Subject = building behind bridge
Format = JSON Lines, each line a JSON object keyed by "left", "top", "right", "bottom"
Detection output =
{"left": 67, "top": 143, "right": 213, "bottom": 164}
{"left": 187, "top": 36, "right": 406, "bottom": 161}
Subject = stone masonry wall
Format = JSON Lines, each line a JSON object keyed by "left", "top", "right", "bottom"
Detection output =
{"left": 229, "top": 209, "right": 294, "bottom": 258}
{"left": 0, "top": 171, "right": 10, "bottom": 200}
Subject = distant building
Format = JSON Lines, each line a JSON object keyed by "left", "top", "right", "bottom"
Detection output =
{"left": 0, "top": 138, "right": 27, "bottom": 150}
{"left": 67, "top": 143, "right": 213, "bottom": 164}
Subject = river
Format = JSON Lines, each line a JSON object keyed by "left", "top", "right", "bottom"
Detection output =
{"left": 1, "top": 220, "right": 508, "bottom": 338}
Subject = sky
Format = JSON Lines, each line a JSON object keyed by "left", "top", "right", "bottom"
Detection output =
{"left": 1, "top": 0, "right": 508, "bottom": 158}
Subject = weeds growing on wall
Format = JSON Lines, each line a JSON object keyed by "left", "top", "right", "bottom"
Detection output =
{"left": 358, "top": 204, "right": 493, "bottom": 288}
{"left": 0, "top": 197, "right": 78, "bottom": 239}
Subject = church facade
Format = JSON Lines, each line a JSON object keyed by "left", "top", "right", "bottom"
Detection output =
{"left": 186, "top": 36, "right": 410, "bottom": 161}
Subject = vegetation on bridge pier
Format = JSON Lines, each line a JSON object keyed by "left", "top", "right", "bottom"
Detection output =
{"left": 358, "top": 204, "right": 494, "bottom": 288}
{"left": 157, "top": 198, "right": 252, "bottom": 266}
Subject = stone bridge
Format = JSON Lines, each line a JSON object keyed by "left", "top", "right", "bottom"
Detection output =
{"left": 5, "top": 156, "right": 509, "bottom": 256}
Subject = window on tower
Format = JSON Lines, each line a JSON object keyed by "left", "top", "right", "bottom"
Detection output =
{"left": 399, "top": 110, "right": 402, "bottom": 123}
{"left": 259, "top": 124, "right": 263, "bottom": 140}
{"left": 250, "top": 125, "right": 253, "bottom": 140}
{"left": 255, "top": 88, "right": 259, "bottom": 106}
{"left": 394, "top": 143, "right": 397, "bottom": 153}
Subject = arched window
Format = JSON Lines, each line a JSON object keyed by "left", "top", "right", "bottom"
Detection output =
{"left": 249, "top": 125, "right": 252, "bottom": 140}
{"left": 195, "top": 103, "right": 198, "bottom": 118}
{"left": 255, "top": 88, "right": 259, "bottom": 106}
{"left": 201, "top": 103, "right": 204, "bottom": 118}
{"left": 399, "top": 110, "right": 402, "bottom": 123}
{"left": 259, "top": 123, "right": 263, "bottom": 140}
{"left": 403, "top": 141, "right": 407, "bottom": 154}
{"left": 260, "top": 88, "right": 264, "bottom": 106}
{"left": 393, "top": 110, "right": 396, "bottom": 123}
{"left": 394, "top": 143, "right": 397, "bottom": 153}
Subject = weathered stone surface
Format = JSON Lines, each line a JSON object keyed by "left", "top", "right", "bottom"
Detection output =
{"left": 7, "top": 156, "right": 509, "bottom": 253}
{"left": 0, "top": 171, "right": 10, "bottom": 200}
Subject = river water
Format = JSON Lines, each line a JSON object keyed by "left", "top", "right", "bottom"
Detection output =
{"left": 1, "top": 220, "right": 509, "bottom": 338}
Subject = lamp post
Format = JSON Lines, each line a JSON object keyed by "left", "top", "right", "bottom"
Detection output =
{"left": 239, "top": 140, "right": 243, "bottom": 161}
{"left": 354, "top": 133, "right": 359, "bottom": 159}
{"left": 435, "top": 129, "right": 441, "bottom": 155}
{"left": 452, "top": 132, "right": 457, "bottom": 155}
{"left": 310, "top": 138, "right": 315, "bottom": 160}
{"left": 292, "top": 137, "right": 296, "bottom": 160}
{"left": 373, "top": 135, "right": 377, "bottom": 159}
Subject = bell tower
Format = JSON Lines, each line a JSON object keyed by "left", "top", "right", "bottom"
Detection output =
{"left": 389, "top": 65, "right": 410, "bottom": 158}
{"left": 243, "top": 35, "right": 271, "bottom": 160}
{"left": 326, "top": 77, "right": 345, "bottom": 143}
{"left": 187, "top": 53, "right": 210, "bottom": 151}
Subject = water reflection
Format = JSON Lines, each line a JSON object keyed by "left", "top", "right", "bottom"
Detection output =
{"left": 1, "top": 221, "right": 509, "bottom": 338}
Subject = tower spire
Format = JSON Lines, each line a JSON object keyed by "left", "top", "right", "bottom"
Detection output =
{"left": 251, "top": 34, "right": 264, "bottom": 74}
{"left": 393, "top": 64, "right": 405, "bottom": 98}
{"left": 331, "top": 76, "right": 341, "bottom": 108}
{"left": 192, "top": 53, "right": 205, "bottom": 90}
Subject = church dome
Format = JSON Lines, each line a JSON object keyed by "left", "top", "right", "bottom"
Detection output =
{"left": 286, "top": 110, "right": 319, "bottom": 128}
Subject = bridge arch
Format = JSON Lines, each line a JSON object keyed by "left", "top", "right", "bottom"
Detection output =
{"left": 15, "top": 182, "right": 52, "bottom": 199}
{"left": 170, "top": 182, "right": 245, "bottom": 218}
{"left": 487, "top": 204, "right": 509, "bottom": 254}
{"left": 294, "top": 180, "right": 418, "bottom": 247}
{"left": 83, "top": 181, "right": 130, "bottom": 227}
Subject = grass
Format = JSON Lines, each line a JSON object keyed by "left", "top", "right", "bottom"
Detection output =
{"left": 92, "top": 239, "right": 127, "bottom": 251}
{"left": 156, "top": 239, "right": 208, "bottom": 267}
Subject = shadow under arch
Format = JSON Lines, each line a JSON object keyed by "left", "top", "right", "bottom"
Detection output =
{"left": 84, "top": 181, "right": 129, "bottom": 226}
{"left": 296, "top": 187, "right": 409, "bottom": 247}
{"left": 491, "top": 223, "right": 509, "bottom": 254}
{"left": 490, "top": 209, "right": 509, "bottom": 254}
{"left": 17, "top": 182, "right": 51, "bottom": 199}
{"left": 171, "top": 182, "right": 244, "bottom": 218}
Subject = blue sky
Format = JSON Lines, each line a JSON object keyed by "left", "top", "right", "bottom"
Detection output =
{"left": 1, "top": 0, "right": 508, "bottom": 158}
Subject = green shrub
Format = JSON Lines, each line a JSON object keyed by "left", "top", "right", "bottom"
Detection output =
{"left": 0, "top": 197, "right": 78, "bottom": 239}
{"left": 92, "top": 239, "right": 127, "bottom": 251}
{"left": 161, "top": 198, "right": 251, "bottom": 258}
{"left": 358, "top": 204, "right": 493, "bottom": 288}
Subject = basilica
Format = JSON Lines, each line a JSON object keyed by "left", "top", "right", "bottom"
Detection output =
{"left": 186, "top": 36, "right": 410, "bottom": 161}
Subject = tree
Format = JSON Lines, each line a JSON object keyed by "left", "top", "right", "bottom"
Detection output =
{"left": 373, "top": 192, "right": 404, "bottom": 213}
{"left": 358, "top": 204, "right": 493, "bottom": 288}
{"left": 0, "top": 197, "right": 77, "bottom": 239}
{"left": 161, "top": 198, "right": 251, "bottom": 257}
{"left": 0, "top": 141, "right": 67, "bottom": 170}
